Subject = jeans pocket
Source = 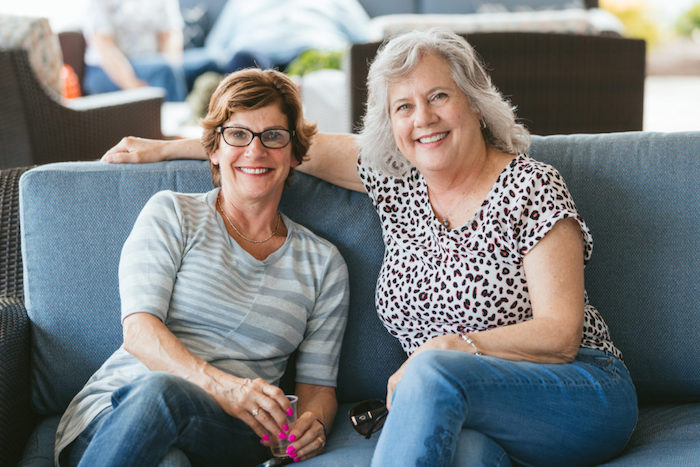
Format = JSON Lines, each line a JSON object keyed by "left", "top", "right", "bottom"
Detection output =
{"left": 578, "top": 350, "right": 621, "bottom": 380}
{"left": 593, "top": 356, "right": 620, "bottom": 378}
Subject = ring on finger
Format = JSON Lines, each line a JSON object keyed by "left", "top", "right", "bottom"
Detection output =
{"left": 251, "top": 407, "right": 260, "bottom": 417}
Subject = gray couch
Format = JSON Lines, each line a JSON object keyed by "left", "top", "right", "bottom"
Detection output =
{"left": 1, "top": 131, "right": 698, "bottom": 465}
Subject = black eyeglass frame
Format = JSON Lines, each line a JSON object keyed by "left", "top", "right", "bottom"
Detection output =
{"left": 348, "top": 399, "right": 388, "bottom": 439}
{"left": 217, "top": 126, "right": 294, "bottom": 149}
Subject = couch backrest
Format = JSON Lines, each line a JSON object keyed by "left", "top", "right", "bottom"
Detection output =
{"left": 529, "top": 132, "right": 699, "bottom": 403}
{"left": 20, "top": 132, "right": 700, "bottom": 416}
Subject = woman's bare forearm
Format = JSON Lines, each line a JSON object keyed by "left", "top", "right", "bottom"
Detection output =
{"left": 295, "top": 383, "right": 337, "bottom": 433}
{"left": 300, "top": 133, "right": 365, "bottom": 192}
{"left": 92, "top": 35, "right": 145, "bottom": 90}
{"left": 102, "top": 137, "right": 207, "bottom": 163}
{"left": 122, "top": 312, "right": 224, "bottom": 389}
{"left": 102, "top": 132, "right": 363, "bottom": 193}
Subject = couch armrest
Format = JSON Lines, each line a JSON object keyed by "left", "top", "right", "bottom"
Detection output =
{"left": 2, "top": 50, "right": 165, "bottom": 167}
{"left": 0, "top": 166, "right": 32, "bottom": 299}
{"left": 0, "top": 297, "right": 33, "bottom": 466}
{"left": 65, "top": 86, "right": 166, "bottom": 111}
{"left": 0, "top": 166, "right": 34, "bottom": 464}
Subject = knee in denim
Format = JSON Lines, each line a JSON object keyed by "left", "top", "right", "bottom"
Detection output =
{"left": 113, "top": 372, "right": 184, "bottom": 406}
{"left": 400, "top": 350, "right": 462, "bottom": 394}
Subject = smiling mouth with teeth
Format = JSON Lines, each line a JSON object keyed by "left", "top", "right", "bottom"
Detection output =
{"left": 238, "top": 167, "right": 271, "bottom": 174}
{"left": 418, "top": 132, "right": 448, "bottom": 144}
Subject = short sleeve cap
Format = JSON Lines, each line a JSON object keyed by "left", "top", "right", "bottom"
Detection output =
{"left": 509, "top": 159, "right": 593, "bottom": 263}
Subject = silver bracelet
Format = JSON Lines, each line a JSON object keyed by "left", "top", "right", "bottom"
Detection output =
{"left": 460, "top": 332, "right": 482, "bottom": 356}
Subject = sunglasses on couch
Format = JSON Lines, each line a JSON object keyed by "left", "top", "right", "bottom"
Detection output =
{"left": 348, "top": 399, "right": 388, "bottom": 439}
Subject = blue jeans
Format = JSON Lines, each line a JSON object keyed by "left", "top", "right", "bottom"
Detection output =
{"left": 180, "top": 48, "right": 274, "bottom": 91}
{"left": 371, "top": 348, "right": 638, "bottom": 467}
{"left": 64, "top": 372, "right": 269, "bottom": 467}
{"left": 84, "top": 56, "right": 188, "bottom": 102}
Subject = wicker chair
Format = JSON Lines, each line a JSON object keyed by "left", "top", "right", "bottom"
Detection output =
{"left": 0, "top": 166, "right": 32, "bottom": 465}
{"left": 348, "top": 32, "right": 646, "bottom": 135}
{"left": 0, "top": 48, "right": 165, "bottom": 169}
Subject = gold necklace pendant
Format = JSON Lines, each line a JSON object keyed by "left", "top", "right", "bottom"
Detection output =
{"left": 217, "top": 198, "right": 279, "bottom": 244}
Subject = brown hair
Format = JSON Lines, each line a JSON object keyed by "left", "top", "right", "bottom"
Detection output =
{"left": 201, "top": 68, "right": 317, "bottom": 186}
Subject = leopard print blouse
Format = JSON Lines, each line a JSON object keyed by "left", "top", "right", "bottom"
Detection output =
{"left": 358, "top": 154, "right": 622, "bottom": 360}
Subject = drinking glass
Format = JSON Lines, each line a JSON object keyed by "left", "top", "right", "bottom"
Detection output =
{"left": 270, "top": 395, "right": 298, "bottom": 457}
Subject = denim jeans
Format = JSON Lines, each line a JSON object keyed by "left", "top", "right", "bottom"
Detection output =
{"left": 84, "top": 56, "right": 188, "bottom": 102}
{"left": 371, "top": 348, "right": 638, "bottom": 467}
{"left": 64, "top": 372, "right": 269, "bottom": 467}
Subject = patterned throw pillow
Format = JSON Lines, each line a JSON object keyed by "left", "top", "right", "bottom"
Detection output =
{"left": 0, "top": 15, "right": 64, "bottom": 98}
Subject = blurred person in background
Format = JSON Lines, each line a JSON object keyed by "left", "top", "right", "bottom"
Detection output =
{"left": 181, "top": 0, "right": 370, "bottom": 81}
{"left": 82, "top": 0, "right": 189, "bottom": 101}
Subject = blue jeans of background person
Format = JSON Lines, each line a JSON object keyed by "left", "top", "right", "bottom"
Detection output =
{"left": 224, "top": 50, "right": 274, "bottom": 73}
{"left": 64, "top": 372, "right": 269, "bottom": 467}
{"left": 181, "top": 48, "right": 274, "bottom": 91}
{"left": 371, "top": 348, "right": 638, "bottom": 467}
{"left": 84, "top": 56, "right": 188, "bottom": 102}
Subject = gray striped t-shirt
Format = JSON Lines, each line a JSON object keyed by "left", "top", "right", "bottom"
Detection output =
{"left": 54, "top": 189, "right": 349, "bottom": 461}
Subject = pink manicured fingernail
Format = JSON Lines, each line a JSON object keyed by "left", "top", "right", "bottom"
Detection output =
{"left": 261, "top": 433, "right": 270, "bottom": 441}
{"left": 288, "top": 433, "right": 297, "bottom": 442}
{"left": 286, "top": 445, "right": 295, "bottom": 455}
{"left": 278, "top": 432, "right": 287, "bottom": 440}
{"left": 293, "top": 456, "right": 300, "bottom": 463}
{"left": 282, "top": 423, "right": 289, "bottom": 432}
{"left": 286, "top": 408, "right": 294, "bottom": 416}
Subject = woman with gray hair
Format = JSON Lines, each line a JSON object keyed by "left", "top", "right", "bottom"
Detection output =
{"left": 102, "top": 28, "right": 637, "bottom": 465}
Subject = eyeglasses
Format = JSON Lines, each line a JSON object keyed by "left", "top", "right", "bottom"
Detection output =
{"left": 217, "top": 126, "right": 293, "bottom": 149}
{"left": 348, "top": 399, "right": 388, "bottom": 439}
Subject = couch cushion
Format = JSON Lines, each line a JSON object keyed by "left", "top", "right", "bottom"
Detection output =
{"left": 600, "top": 403, "right": 700, "bottom": 465}
{"left": 420, "top": 0, "right": 586, "bottom": 13}
{"left": 368, "top": 9, "right": 597, "bottom": 40}
{"left": 19, "top": 403, "right": 700, "bottom": 465}
{"left": 20, "top": 161, "right": 214, "bottom": 415}
{"left": 530, "top": 132, "right": 700, "bottom": 402}
{"left": 18, "top": 416, "right": 59, "bottom": 467}
{"left": 280, "top": 174, "right": 406, "bottom": 403}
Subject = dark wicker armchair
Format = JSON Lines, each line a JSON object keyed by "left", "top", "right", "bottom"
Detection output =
{"left": 348, "top": 32, "right": 646, "bottom": 135}
{"left": 0, "top": 166, "right": 33, "bottom": 465}
{"left": 0, "top": 48, "right": 165, "bottom": 169}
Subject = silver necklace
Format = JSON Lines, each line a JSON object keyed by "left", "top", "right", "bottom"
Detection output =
{"left": 429, "top": 155, "right": 488, "bottom": 229}
{"left": 432, "top": 194, "right": 457, "bottom": 228}
{"left": 217, "top": 198, "right": 280, "bottom": 244}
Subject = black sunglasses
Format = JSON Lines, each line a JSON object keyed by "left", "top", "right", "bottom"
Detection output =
{"left": 348, "top": 399, "right": 388, "bottom": 439}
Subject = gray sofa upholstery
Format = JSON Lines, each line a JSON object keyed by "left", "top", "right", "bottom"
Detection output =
{"left": 1, "top": 131, "right": 698, "bottom": 465}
